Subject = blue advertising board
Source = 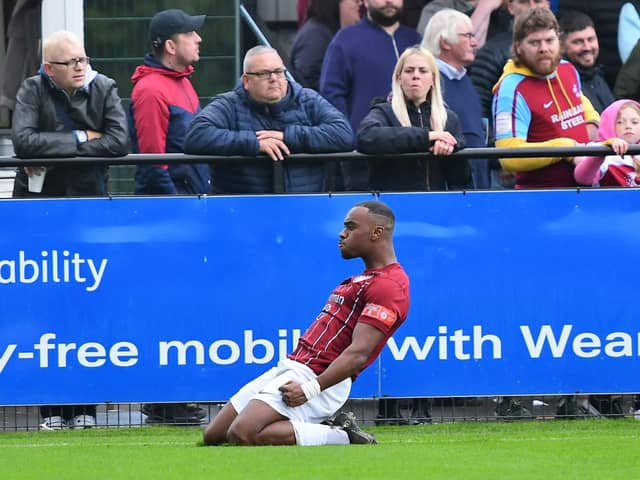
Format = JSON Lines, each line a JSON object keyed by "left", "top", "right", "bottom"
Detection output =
{"left": 0, "top": 190, "right": 638, "bottom": 405}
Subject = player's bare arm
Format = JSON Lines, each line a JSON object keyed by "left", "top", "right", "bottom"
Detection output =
{"left": 280, "top": 322, "right": 384, "bottom": 407}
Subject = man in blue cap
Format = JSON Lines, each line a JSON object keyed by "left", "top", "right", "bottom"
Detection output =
{"left": 130, "top": 8, "right": 212, "bottom": 195}
{"left": 132, "top": 8, "right": 210, "bottom": 425}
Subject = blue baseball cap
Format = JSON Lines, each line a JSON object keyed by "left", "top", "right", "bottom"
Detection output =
{"left": 149, "top": 9, "right": 205, "bottom": 47}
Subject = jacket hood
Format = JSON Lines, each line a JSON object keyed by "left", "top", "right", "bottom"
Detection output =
{"left": 493, "top": 59, "right": 571, "bottom": 94}
{"left": 493, "top": 59, "right": 532, "bottom": 93}
{"left": 597, "top": 99, "right": 640, "bottom": 141}
{"left": 39, "top": 63, "right": 98, "bottom": 92}
{"left": 131, "top": 53, "right": 194, "bottom": 85}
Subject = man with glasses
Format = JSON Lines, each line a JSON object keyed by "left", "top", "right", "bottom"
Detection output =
{"left": 10, "top": 30, "right": 128, "bottom": 429}
{"left": 185, "top": 46, "right": 353, "bottom": 193}
{"left": 11, "top": 30, "right": 129, "bottom": 197}
{"left": 416, "top": 0, "right": 506, "bottom": 48}
{"left": 130, "top": 8, "right": 211, "bottom": 196}
{"left": 422, "top": 9, "right": 480, "bottom": 187}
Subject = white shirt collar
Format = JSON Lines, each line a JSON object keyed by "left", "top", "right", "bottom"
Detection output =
{"left": 436, "top": 58, "right": 467, "bottom": 80}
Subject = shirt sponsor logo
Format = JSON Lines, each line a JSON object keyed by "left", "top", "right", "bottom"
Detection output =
{"left": 362, "top": 303, "right": 397, "bottom": 327}
{"left": 550, "top": 104, "right": 585, "bottom": 130}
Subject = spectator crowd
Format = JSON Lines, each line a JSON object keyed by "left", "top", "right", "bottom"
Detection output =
{"left": 8, "top": 1, "right": 640, "bottom": 197}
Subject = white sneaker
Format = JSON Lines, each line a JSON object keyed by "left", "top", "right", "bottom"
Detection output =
{"left": 40, "top": 416, "right": 66, "bottom": 430}
{"left": 70, "top": 415, "right": 96, "bottom": 429}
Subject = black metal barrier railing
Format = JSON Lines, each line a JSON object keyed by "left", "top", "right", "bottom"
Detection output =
{"left": 2, "top": 144, "right": 640, "bottom": 194}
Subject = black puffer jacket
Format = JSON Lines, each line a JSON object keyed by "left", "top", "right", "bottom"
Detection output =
{"left": 357, "top": 100, "right": 468, "bottom": 191}
{"left": 574, "top": 63, "right": 614, "bottom": 114}
{"left": 468, "top": 30, "right": 512, "bottom": 119}
{"left": 12, "top": 69, "right": 129, "bottom": 196}
{"left": 185, "top": 82, "right": 353, "bottom": 193}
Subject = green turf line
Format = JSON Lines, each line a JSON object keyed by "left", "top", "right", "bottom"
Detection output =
{"left": 0, "top": 421, "right": 638, "bottom": 479}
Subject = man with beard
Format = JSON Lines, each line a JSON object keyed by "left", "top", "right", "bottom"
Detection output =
{"left": 469, "top": 0, "right": 550, "bottom": 131}
{"left": 558, "top": 10, "right": 614, "bottom": 114}
{"left": 492, "top": 7, "right": 599, "bottom": 188}
{"left": 320, "top": 0, "right": 421, "bottom": 190}
{"left": 468, "top": 0, "right": 550, "bottom": 189}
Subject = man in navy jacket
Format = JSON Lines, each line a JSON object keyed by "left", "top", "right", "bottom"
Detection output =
{"left": 184, "top": 46, "right": 353, "bottom": 193}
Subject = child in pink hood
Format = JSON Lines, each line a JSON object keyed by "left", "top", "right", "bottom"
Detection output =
{"left": 574, "top": 99, "right": 640, "bottom": 187}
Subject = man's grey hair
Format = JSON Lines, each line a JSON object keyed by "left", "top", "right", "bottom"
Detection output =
{"left": 243, "top": 45, "right": 280, "bottom": 73}
{"left": 421, "top": 9, "right": 472, "bottom": 58}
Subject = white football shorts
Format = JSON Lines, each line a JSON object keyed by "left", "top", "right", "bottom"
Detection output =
{"left": 230, "top": 358, "right": 351, "bottom": 423}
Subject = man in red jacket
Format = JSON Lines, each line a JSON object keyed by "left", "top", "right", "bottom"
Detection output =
{"left": 130, "top": 8, "right": 211, "bottom": 195}
{"left": 131, "top": 9, "right": 210, "bottom": 425}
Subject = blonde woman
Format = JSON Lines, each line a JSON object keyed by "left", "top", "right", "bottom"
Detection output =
{"left": 357, "top": 46, "right": 467, "bottom": 191}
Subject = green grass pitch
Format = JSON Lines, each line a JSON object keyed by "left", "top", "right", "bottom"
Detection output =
{"left": 0, "top": 420, "right": 638, "bottom": 479}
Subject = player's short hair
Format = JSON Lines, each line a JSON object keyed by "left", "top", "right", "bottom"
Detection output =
{"left": 356, "top": 201, "right": 395, "bottom": 233}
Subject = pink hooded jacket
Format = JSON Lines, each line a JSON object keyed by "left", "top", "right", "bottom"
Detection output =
{"left": 574, "top": 99, "right": 640, "bottom": 186}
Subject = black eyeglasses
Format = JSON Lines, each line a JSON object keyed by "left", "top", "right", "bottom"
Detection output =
{"left": 48, "top": 57, "right": 91, "bottom": 67}
{"left": 245, "top": 68, "right": 287, "bottom": 79}
{"left": 458, "top": 32, "right": 475, "bottom": 39}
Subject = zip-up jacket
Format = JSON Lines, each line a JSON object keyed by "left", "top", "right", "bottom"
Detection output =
{"left": 184, "top": 81, "right": 353, "bottom": 193}
{"left": 319, "top": 17, "right": 421, "bottom": 135}
{"left": 130, "top": 54, "right": 211, "bottom": 195}
{"left": 357, "top": 100, "right": 467, "bottom": 191}
{"left": 12, "top": 67, "right": 129, "bottom": 196}
{"left": 573, "top": 63, "right": 614, "bottom": 114}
